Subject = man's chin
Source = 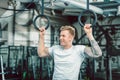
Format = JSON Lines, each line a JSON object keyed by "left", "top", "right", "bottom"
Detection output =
{"left": 60, "top": 43, "right": 65, "bottom": 46}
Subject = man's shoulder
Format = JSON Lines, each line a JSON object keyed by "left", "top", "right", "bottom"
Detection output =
{"left": 51, "top": 45, "right": 61, "bottom": 49}
{"left": 73, "top": 45, "right": 85, "bottom": 48}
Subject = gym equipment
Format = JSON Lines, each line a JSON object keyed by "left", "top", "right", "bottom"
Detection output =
{"left": 33, "top": 0, "right": 50, "bottom": 31}
{"left": 96, "top": 23, "right": 120, "bottom": 80}
{"left": 28, "top": 47, "right": 37, "bottom": 80}
{"left": 78, "top": 0, "right": 97, "bottom": 27}
{"left": 0, "top": 56, "right": 5, "bottom": 80}
{"left": 33, "top": 15, "right": 49, "bottom": 30}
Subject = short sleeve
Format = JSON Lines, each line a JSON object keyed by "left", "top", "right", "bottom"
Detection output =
{"left": 48, "top": 45, "right": 58, "bottom": 57}
{"left": 48, "top": 46, "right": 54, "bottom": 57}
{"left": 77, "top": 45, "right": 86, "bottom": 58}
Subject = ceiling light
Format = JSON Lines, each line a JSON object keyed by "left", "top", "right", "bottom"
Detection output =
{"left": 117, "top": 6, "right": 120, "bottom": 16}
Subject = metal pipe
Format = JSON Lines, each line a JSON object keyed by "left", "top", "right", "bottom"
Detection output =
{"left": 104, "top": 0, "right": 110, "bottom": 2}
{"left": 60, "top": 0, "right": 103, "bottom": 14}
{"left": 41, "top": 0, "right": 44, "bottom": 15}
{"left": 0, "top": 56, "right": 5, "bottom": 80}
{"left": 93, "top": 2, "right": 120, "bottom": 8}
{"left": 87, "top": 0, "right": 89, "bottom": 10}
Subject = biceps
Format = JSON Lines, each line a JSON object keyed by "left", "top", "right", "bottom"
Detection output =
{"left": 44, "top": 47, "right": 50, "bottom": 56}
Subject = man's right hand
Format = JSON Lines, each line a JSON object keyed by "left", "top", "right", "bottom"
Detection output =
{"left": 38, "top": 27, "right": 49, "bottom": 57}
{"left": 39, "top": 27, "right": 46, "bottom": 37}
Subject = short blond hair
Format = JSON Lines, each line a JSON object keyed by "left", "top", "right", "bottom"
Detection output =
{"left": 60, "top": 25, "right": 75, "bottom": 37}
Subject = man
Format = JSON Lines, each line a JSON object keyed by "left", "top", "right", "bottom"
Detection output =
{"left": 38, "top": 24, "right": 102, "bottom": 80}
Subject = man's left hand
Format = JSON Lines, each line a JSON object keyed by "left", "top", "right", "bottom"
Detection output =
{"left": 84, "top": 24, "right": 92, "bottom": 35}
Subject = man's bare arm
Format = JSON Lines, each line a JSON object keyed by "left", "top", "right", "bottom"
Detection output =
{"left": 37, "top": 27, "right": 49, "bottom": 57}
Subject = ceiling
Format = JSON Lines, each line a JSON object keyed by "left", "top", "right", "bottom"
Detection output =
{"left": 0, "top": 0, "right": 120, "bottom": 25}
{"left": 39, "top": 0, "right": 120, "bottom": 16}
{"left": 0, "top": 0, "right": 119, "bottom": 16}
{"left": 91, "top": 1, "right": 120, "bottom": 16}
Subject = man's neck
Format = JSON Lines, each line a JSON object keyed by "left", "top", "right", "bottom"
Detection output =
{"left": 63, "top": 44, "right": 72, "bottom": 49}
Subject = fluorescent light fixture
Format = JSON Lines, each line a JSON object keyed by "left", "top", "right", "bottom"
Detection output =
{"left": 117, "top": 6, "right": 120, "bottom": 16}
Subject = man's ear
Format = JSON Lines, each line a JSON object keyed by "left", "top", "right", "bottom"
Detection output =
{"left": 69, "top": 35, "right": 74, "bottom": 41}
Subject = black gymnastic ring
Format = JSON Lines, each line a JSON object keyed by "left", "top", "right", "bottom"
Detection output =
{"left": 33, "top": 14, "right": 49, "bottom": 31}
{"left": 78, "top": 10, "right": 97, "bottom": 27}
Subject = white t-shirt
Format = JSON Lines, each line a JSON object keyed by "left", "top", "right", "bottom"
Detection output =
{"left": 48, "top": 45, "right": 86, "bottom": 80}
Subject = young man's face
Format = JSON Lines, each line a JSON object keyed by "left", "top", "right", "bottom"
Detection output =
{"left": 59, "top": 30, "right": 73, "bottom": 46}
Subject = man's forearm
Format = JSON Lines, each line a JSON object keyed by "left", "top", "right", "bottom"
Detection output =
{"left": 89, "top": 39, "right": 102, "bottom": 56}
{"left": 38, "top": 36, "right": 46, "bottom": 57}
{"left": 87, "top": 34, "right": 102, "bottom": 57}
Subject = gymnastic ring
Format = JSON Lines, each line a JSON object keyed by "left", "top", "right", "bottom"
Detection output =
{"left": 33, "top": 14, "right": 49, "bottom": 31}
{"left": 78, "top": 9, "right": 97, "bottom": 27}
